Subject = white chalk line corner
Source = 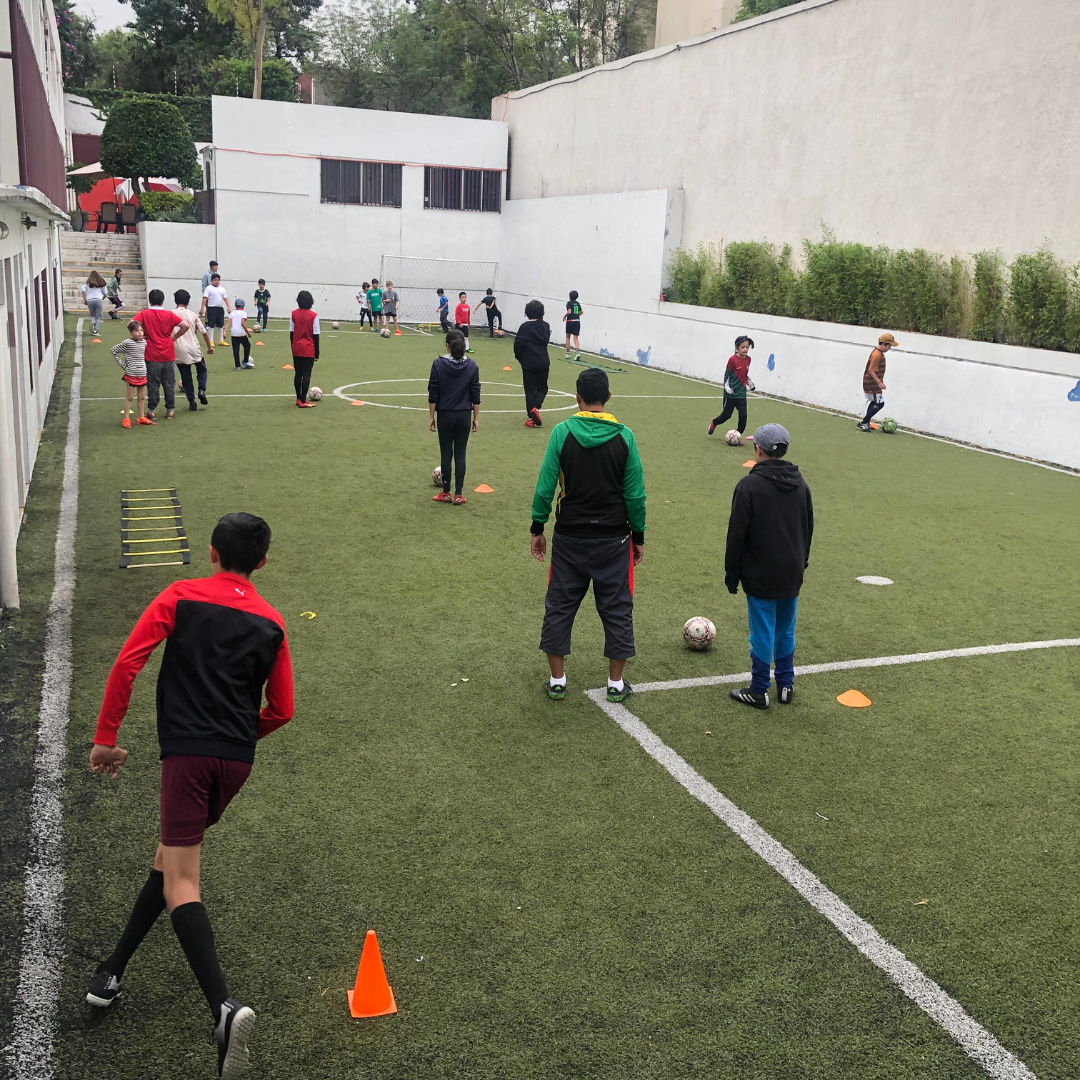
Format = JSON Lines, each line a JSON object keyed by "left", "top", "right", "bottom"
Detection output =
{"left": 583, "top": 637, "right": 1080, "bottom": 1080}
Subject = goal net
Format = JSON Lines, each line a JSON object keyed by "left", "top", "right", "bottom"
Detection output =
{"left": 379, "top": 256, "right": 499, "bottom": 326}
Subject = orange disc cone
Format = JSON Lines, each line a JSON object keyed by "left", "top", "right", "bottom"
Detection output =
{"left": 742, "top": 460, "right": 756, "bottom": 468}
{"left": 350, "top": 400, "right": 365, "bottom": 406}
{"left": 283, "top": 364, "right": 294, "bottom": 370}
{"left": 474, "top": 483, "right": 494, "bottom": 493}
{"left": 92, "top": 338, "right": 103, "bottom": 343}
{"left": 502, "top": 366, "right": 512, "bottom": 371}
{"left": 837, "top": 689, "right": 872, "bottom": 708}
{"left": 255, "top": 341, "right": 264, "bottom": 346}
{"left": 347, "top": 930, "right": 397, "bottom": 1018}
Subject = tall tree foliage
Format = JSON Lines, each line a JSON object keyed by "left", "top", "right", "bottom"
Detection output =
{"left": 100, "top": 97, "right": 201, "bottom": 191}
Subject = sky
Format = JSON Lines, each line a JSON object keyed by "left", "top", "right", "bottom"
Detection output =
{"left": 73, "top": 0, "right": 132, "bottom": 33}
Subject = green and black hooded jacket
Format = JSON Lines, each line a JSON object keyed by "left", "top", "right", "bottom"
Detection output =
{"left": 530, "top": 411, "right": 646, "bottom": 544}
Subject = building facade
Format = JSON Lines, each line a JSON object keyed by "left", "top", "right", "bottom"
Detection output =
{"left": 0, "top": 0, "right": 68, "bottom": 608}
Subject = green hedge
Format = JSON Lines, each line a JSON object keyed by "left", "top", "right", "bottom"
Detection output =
{"left": 69, "top": 89, "right": 212, "bottom": 142}
{"left": 138, "top": 191, "right": 196, "bottom": 222}
{"left": 665, "top": 238, "right": 1080, "bottom": 353}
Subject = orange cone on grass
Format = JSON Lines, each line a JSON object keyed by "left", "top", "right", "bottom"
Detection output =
{"left": 837, "top": 689, "right": 872, "bottom": 708}
{"left": 347, "top": 930, "right": 397, "bottom": 1017}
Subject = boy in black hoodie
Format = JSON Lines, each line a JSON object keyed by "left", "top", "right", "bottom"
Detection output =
{"left": 514, "top": 299, "right": 552, "bottom": 427}
{"left": 724, "top": 423, "right": 813, "bottom": 709}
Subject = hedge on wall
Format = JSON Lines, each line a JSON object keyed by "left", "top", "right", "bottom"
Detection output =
{"left": 70, "top": 89, "right": 212, "bottom": 143}
{"left": 138, "top": 191, "right": 196, "bottom": 222}
{"left": 665, "top": 238, "right": 1080, "bottom": 354}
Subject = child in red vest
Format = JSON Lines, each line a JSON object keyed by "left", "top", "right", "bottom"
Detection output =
{"left": 289, "top": 290, "right": 320, "bottom": 408}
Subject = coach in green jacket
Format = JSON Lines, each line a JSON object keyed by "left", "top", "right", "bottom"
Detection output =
{"left": 530, "top": 367, "right": 646, "bottom": 704}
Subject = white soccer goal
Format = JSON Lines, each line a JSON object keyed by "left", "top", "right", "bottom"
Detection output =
{"left": 379, "top": 255, "right": 499, "bottom": 326}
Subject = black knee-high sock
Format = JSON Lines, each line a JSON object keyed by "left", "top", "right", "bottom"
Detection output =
{"left": 862, "top": 399, "right": 885, "bottom": 424}
{"left": 104, "top": 869, "right": 166, "bottom": 977}
{"left": 171, "top": 901, "right": 228, "bottom": 1022}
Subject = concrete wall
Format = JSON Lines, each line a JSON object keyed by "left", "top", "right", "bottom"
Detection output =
{"left": 654, "top": 0, "right": 739, "bottom": 48}
{"left": 207, "top": 97, "right": 507, "bottom": 320}
{"left": 496, "top": 0, "right": 1080, "bottom": 265}
{"left": 138, "top": 221, "right": 217, "bottom": 306}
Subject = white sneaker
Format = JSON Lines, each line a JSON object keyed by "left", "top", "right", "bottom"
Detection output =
{"left": 242, "top": 362, "right": 255, "bottom": 369}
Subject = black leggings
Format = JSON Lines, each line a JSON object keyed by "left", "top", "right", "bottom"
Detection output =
{"left": 293, "top": 356, "right": 314, "bottom": 401}
{"left": 522, "top": 366, "right": 549, "bottom": 417}
{"left": 436, "top": 409, "right": 471, "bottom": 494}
{"left": 486, "top": 307, "right": 502, "bottom": 334}
{"left": 359, "top": 308, "right": 372, "bottom": 327}
{"left": 713, "top": 394, "right": 747, "bottom": 433}
{"left": 231, "top": 337, "right": 251, "bottom": 367}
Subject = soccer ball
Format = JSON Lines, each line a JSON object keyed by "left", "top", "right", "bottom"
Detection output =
{"left": 308, "top": 386, "right": 323, "bottom": 402}
{"left": 495, "top": 329, "right": 505, "bottom": 337}
{"left": 725, "top": 429, "right": 744, "bottom": 446}
{"left": 432, "top": 466, "right": 442, "bottom": 487}
{"left": 381, "top": 328, "right": 392, "bottom": 338}
{"left": 331, "top": 321, "right": 340, "bottom": 330}
{"left": 683, "top": 616, "right": 716, "bottom": 651}
{"left": 880, "top": 417, "right": 898, "bottom": 433}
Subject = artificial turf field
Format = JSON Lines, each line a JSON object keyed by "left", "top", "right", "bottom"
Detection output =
{"left": 1, "top": 313, "right": 1079, "bottom": 1079}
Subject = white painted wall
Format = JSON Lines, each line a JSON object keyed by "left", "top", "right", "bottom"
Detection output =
{"left": 138, "top": 221, "right": 216, "bottom": 305}
{"left": 496, "top": 0, "right": 1080, "bottom": 265}
{"left": 207, "top": 97, "right": 508, "bottom": 321}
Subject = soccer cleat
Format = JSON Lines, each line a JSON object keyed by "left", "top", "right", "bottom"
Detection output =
{"left": 545, "top": 680, "right": 566, "bottom": 700}
{"left": 708, "top": 422, "right": 716, "bottom": 435}
{"left": 856, "top": 421, "right": 871, "bottom": 432}
{"left": 529, "top": 407, "right": 542, "bottom": 427}
{"left": 606, "top": 682, "right": 633, "bottom": 703}
{"left": 524, "top": 418, "right": 536, "bottom": 427}
{"left": 432, "top": 492, "right": 453, "bottom": 502}
{"left": 165, "top": 411, "right": 174, "bottom": 420}
{"left": 564, "top": 351, "right": 571, "bottom": 359}
{"left": 575, "top": 353, "right": 581, "bottom": 361}
{"left": 296, "top": 400, "right": 305, "bottom": 407}
{"left": 146, "top": 411, "right": 156, "bottom": 420}
{"left": 778, "top": 686, "right": 794, "bottom": 704}
{"left": 453, "top": 494, "right": 467, "bottom": 505}
{"left": 189, "top": 402, "right": 198, "bottom": 411}
{"left": 121, "top": 417, "right": 131, "bottom": 428}
{"left": 242, "top": 362, "right": 255, "bottom": 369}
{"left": 86, "top": 965, "right": 122, "bottom": 1007}
{"left": 729, "top": 687, "right": 769, "bottom": 709}
{"left": 214, "top": 997, "right": 256, "bottom": 1079}
{"left": 136, "top": 416, "right": 156, "bottom": 426}
{"left": 394, "top": 329, "right": 402, "bottom": 336}
{"left": 199, "top": 392, "right": 208, "bottom": 405}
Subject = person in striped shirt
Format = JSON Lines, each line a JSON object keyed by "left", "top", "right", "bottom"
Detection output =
{"left": 112, "top": 320, "right": 153, "bottom": 427}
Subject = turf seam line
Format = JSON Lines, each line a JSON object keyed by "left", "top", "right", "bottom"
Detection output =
{"left": 585, "top": 688, "right": 1038, "bottom": 1080}
{"left": 630, "top": 638, "right": 1080, "bottom": 693}
{"left": 7, "top": 320, "right": 84, "bottom": 1080}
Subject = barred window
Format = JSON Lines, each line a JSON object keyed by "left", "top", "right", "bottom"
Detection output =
{"left": 321, "top": 159, "right": 402, "bottom": 207}
{"left": 424, "top": 166, "right": 502, "bottom": 213}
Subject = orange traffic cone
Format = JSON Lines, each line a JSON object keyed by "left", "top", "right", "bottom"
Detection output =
{"left": 347, "top": 930, "right": 397, "bottom": 1018}
{"left": 837, "top": 689, "right": 872, "bottom": 708}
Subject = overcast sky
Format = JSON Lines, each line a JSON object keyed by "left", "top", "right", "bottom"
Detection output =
{"left": 73, "top": 0, "right": 132, "bottom": 33}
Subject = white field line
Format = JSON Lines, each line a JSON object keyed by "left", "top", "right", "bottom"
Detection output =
{"left": 7, "top": 321, "right": 85, "bottom": 1079}
{"left": 633, "top": 638, "right": 1080, "bottom": 694}
{"left": 586, "top": 688, "right": 1038, "bottom": 1080}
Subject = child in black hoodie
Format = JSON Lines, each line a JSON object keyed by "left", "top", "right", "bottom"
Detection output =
{"left": 724, "top": 423, "right": 814, "bottom": 709}
{"left": 428, "top": 330, "right": 481, "bottom": 504}
{"left": 514, "top": 299, "right": 552, "bottom": 427}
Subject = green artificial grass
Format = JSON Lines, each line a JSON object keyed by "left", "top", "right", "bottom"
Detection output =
{"left": 5, "top": 314, "right": 1079, "bottom": 1078}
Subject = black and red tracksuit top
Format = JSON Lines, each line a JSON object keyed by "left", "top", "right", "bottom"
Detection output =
{"left": 95, "top": 572, "right": 294, "bottom": 763}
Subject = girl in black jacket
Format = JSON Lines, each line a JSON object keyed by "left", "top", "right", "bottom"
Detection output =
{"left": 428, "top": 331, "right": 481, "bottom": 504}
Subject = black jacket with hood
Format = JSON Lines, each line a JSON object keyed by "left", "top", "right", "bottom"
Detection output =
{"left": 428, "top": 353, "right": 481, "bottom": 412}
{"left": 514, "top": 319, "right": 552, "bottom": 369}
{"left": 724, "top": 458, "right": 814, "bottom": 599}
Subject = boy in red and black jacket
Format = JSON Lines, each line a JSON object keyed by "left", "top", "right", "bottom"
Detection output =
{"left": 289, "top": 289, "right": 320, "bottom": 408}
{"left": 86, "top": 512, "right": 292, "bottom": 1079}
{"left": 708, "top": 335, "right": 755, "bottom": 440}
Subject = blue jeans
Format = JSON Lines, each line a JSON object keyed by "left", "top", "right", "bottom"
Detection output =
{"left": 256, "top": 303, "right": 268, "bottom": 329}
{"left": 746, "top": 596, "right": 797, "bottom": 693}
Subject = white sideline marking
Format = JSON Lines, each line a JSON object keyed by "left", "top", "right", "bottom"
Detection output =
{"left": 7, "top": 321, "right": 85, "bottom": 1079}
{"left": 632, "top": 638, "right": 1080, "bottom": 694}
{"left": 586, "top": 688, "right": 1038, "bottom": 1080}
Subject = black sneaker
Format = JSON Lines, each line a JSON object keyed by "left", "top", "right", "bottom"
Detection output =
{"left": 86, "top": 965, "right": 122, "bottom": 1007}
{"left": 777, "top": 686, "right": 793, "bottom": 704}
{"left": 214, "top": 997, "right": 256, "bottom": 1079}
{"left": 606, "top": 681, "right": 633, "bottom": 703}
{"left": 199, "top": 391, "right": 208, "bottom": 405}
{"left": 189, "top": 401, "right": 198, "bottom": 411}
{"left": 545, "top": 680, "right": 566, "bottom": 700}
{"left": 730, "top": 687, "right": 769, "bottom": 709}
{"left": 856, "top": 421, "right": 871, "bottom": 432}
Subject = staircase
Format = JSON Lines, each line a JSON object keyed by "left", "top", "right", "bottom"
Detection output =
{"left": 60, "top": 232, "right": 147, "bottom": 314}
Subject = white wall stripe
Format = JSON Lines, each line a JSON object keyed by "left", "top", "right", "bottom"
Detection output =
{"left": 633, "top": 638, "right": 1080, "bottom": 694}
{"left": 7, "top": 321, "right": 84, "bottom": 1080}
{"left": 586, "top": 688, "right": 1038, "bottom": 1080}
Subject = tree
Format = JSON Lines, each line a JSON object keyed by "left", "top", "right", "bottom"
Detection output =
{"left": 124, "top": 0, "right": 232, "bottom": 94}
{"left": 53, "top": 0, "right": 97, "bottom": 86}
{"left": 733, "top": 0, "right": 800, "bottom": 21}
{"left": 100, "top": 97, "right": 201, "bottom": 192}
{"left": 209, "top": 0, "right": 308, "bottom": 98}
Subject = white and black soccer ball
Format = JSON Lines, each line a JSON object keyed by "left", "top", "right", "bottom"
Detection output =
{"left": 381, "top": 328, "right": 392, "bottom": 338}
{"left": 432, "top": 465, "right": 443, "bottom": 487}
{"left": 331, "top": 321, "right": 340, "bottom": 330}
{"left": 307, "top": 386, "right": 323, "bottom": 402}
{"left": 495, "top": 328, "right": 505, "bottom": 337}
{"left": 683, "top": 616, "right": 716, "bottom": 651}
{"left": 725, "top": 429, "right": 744, "bottom": 446}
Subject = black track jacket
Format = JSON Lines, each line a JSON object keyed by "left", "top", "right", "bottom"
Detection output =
{"left": 725, "top": 459, "right": 814, "bottom": 599}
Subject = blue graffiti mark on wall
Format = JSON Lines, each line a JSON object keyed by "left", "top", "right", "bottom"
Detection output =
{"left": 1069, "top": 381, "right": 1080, "bottom": 402}
{"left": 768, "top": 353, "right": 776, "bottom": 371}
{"left": 599, "top": 348, "right": 616, "bottom": 358}
{"left": 636, "top": 346, "right": 652, "bottom": 366}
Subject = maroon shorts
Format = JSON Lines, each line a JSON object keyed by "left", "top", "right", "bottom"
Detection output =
{"left": 160, "top": 754, "right": 252, "bottom": 847}
{"left": 122, "top": 374, "right": 147, "bottom": 386}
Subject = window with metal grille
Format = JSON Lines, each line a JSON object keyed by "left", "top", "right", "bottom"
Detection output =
{"left": 321, "top": 159, "right": 402, "bottom": 207}
{"left": 424, "top": 167, "right": 501, "bottom": 212}
{"left": 41, "top": 272, "right": 49, "bottom": 348}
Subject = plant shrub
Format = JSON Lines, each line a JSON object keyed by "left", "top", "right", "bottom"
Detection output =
{"left": 101, "top": 97, "right": 201, "bottom": 191}
{"left": 1006, "top": 249, "right": 1068, "bottom": 351}
{"left": 139, "top": 191, "right": 196, "bottom": 221}
{"left": 719, "top": 241, "right": 796, "bottom": 317}
{"left": 666, "top": 245, "right": 709, "bottom": 305}
{"left": 70, "top": 88, "right": 212, "bottom": 142}
{"left": 798, "top": 238, "right": 888, "bottom": 326}
{"left": 970, "top": 251, "right": 1006, "bottom": 342}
